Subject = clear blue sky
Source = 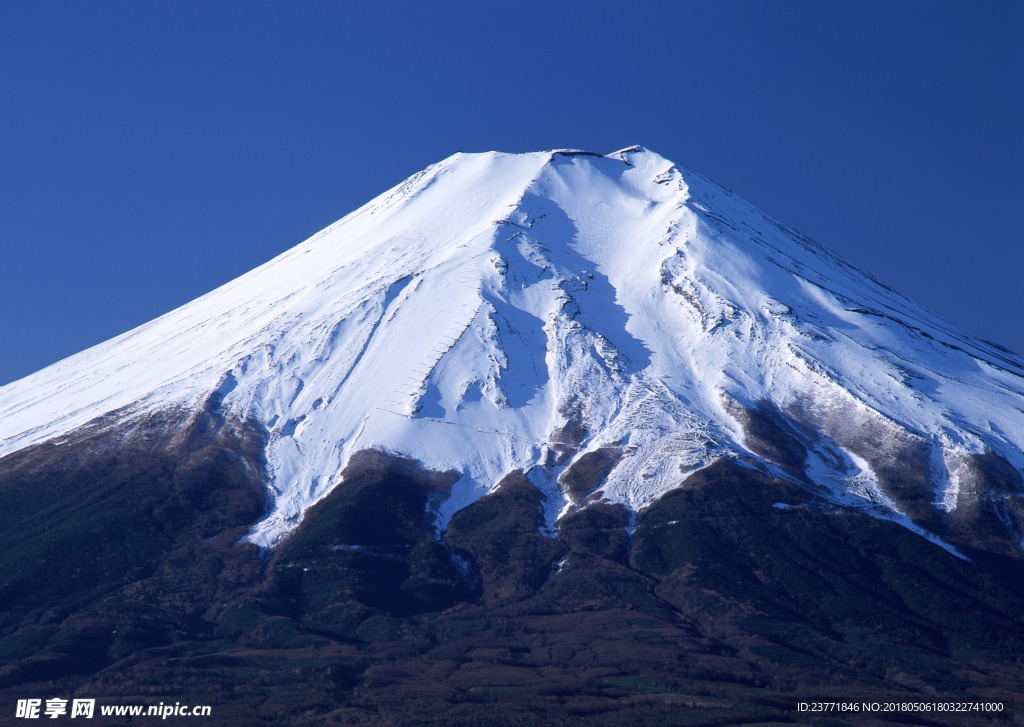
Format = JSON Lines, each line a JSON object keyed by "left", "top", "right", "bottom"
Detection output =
{"left": 1, "top": 1, "right": 1021, "bottom": 386}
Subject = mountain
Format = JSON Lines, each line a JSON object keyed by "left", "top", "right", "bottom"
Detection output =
{"left": 1, "top": 148, "right": 1023, "bottom": 725}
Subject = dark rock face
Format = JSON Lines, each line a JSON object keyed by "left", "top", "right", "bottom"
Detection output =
{"left": 445, "top": 471, "right": 565, "bottom": 605}
{"left": 727, "top": 399, "right": 810, "bottom": 480}
{"left": 266, "top": 450, "right": 474, "bottom": 630}
{"left": 633, "top": 461, "right": 1024, "bottom": 666}
{"left": 729, "top": 398, "right": 1024, "bottom": 564}
{"left": 558, "top": 447, "right": 622, "bottom": 503}
{"left": 2, "top": 411, "right": 1024, "bottom": 725}
{"left": 947, "top": 452, "right": 1024, "bottom": 557}
{"left": 0, "top": 404, "right": 268, "bottom": 688}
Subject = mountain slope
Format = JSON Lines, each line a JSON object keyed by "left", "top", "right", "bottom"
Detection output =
{"left": 3, "top": 148, "right": 1024, "bottom": 724}
{"left": 2, "top": 147, "right": 1022, "bottom": 556}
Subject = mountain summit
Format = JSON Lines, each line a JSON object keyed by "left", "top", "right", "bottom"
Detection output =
{"left": 2, "top": 147, "right": 1023, "bottom": 554}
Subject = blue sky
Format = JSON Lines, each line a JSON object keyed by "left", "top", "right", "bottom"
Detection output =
{"left": 1, "top": 1, "right": 1021, "bottom": 385}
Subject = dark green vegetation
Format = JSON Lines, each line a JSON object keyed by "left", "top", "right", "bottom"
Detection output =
{"left": 1, "top": 410, "right": 1024, "bottom": 725}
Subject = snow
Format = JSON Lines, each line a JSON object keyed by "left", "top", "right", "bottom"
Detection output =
{"left": 1, "top": 147, "right": 1023, "bottom": 549}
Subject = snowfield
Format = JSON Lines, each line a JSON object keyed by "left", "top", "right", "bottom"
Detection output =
{"left": 2, "top": 147, "right": 1023, "bottom": 549}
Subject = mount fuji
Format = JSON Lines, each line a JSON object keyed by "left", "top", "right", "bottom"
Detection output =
{"left": 2, "top": 148, "right": 1023, "bottom": 725}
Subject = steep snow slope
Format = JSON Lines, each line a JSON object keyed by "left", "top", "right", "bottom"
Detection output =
{"left": 1, "top": 147, "right": 1023, "bottom": 549}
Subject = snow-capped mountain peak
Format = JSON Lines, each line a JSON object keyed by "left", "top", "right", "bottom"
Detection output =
{"left": 2, "top": 147, "right": 1022, "bottom": 550}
